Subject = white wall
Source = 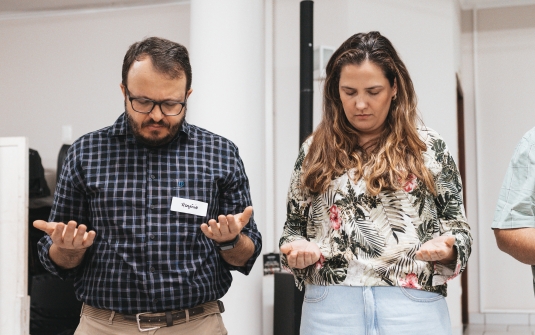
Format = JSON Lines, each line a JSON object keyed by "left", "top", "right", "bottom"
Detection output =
{"left": 0, "top": 3, "right": 190, "bottom": 189}
{"left": 461, "top": 4, "right": 535, "bottom": 322}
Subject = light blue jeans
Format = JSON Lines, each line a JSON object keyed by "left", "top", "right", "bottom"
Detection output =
{"left": 300, "top": 285, "right": 451, "bottom": 335}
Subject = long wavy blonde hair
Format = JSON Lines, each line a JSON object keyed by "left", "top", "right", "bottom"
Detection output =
{"left": 301, "top": 31, "right": 436, "bottom": 196}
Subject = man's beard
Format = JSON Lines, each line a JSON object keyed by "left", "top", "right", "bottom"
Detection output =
{"left": 126, "top": 110, "right": 184, "bottom": 147}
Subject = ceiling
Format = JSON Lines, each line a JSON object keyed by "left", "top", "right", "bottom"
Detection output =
{"left": 0, "top": 0, "right": 187, "bottom": 12}
{"left": 1, "top": 0, "right": 535, "bottom": 13}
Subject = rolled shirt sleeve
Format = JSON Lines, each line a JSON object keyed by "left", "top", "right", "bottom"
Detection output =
{"left": 37, "top": 143, "right": 89, "bottom": 280}
{"left": 428, "top": 135, "right": 472, "bottom": 286}
{"left": 279, "top": 144, "right": 312, "bottom": 288}
{"left": 218, "top": 146, "right": 262, "bottom": 274}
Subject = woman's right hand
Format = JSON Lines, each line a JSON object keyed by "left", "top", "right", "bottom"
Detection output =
{"left": 280, "top": 240, "right": 321, "bottom": 269}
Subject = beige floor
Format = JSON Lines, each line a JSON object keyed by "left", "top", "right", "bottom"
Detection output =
{"left": 464, "top": 324, "right": 535, "bottom": 335}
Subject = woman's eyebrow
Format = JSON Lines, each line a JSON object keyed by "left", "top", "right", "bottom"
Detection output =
{"left": 339, "top": 85, "right": 384, "bottom": 90}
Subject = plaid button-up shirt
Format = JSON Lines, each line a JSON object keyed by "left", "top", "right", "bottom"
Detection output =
{"left": 38, "top": 113, "right": 262, "bottom": 314}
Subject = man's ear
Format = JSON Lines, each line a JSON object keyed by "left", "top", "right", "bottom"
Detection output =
{"left": 186, "top": 88, "right": 193, "bottom": 99}
{"left": 120, "top": 83, "right": 126, "bottom": 98}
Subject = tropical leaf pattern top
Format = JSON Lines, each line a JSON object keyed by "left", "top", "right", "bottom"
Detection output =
{"left": 279, "top": 127, "right": 472, "bottom": 296}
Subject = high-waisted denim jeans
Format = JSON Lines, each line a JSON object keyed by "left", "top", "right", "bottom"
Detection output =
{"left": 300, "top": 284, "right": 451, "bottom": 335}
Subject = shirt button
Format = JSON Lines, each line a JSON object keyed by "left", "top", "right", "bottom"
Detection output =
{"left": 153, "top": 298, "right": 159, "bottom": 303}
{"left": 150, "top": 205, "right": 155, "bottom": 210}
{"left": 150, "top": 174, "right": 156, "bottom": 179}
{"left": 150, "top": 266, "right": 156, "bottom": 273}
{"left": 149, "top": 234, "right": 155, "bottom": 240}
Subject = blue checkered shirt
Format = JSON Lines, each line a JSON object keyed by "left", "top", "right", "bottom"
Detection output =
{"left": 38, "top": 113, "right": 262, "bottom": 314}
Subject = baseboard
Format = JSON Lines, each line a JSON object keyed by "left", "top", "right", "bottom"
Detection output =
{"left": 469, "top": 312, "right": 533, "bottom": 325}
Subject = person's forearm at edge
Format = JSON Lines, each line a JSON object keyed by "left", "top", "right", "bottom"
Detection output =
{"left": 219, "top": 234, "right": 255, "bottom": 267}
{"left": 494, "top": 227, "right": 535, "bottom": 264}
{"left": 48, "top": 243, "right": 87, "bottom": 269}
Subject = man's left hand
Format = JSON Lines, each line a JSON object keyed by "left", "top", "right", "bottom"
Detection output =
{"left": 200, "top": 206, "right": 253, "bottom": 243}
{"left": 415, "top": 235, "right": 457, "bottom": 263}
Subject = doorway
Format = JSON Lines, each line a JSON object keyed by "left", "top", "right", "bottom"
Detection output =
{"left": 456, "top": 74, "right": 469, "bottom": 325}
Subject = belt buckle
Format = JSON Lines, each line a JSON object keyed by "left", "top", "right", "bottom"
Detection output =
{"left": 135, "top": 312, "right": 161, "bottom": 332}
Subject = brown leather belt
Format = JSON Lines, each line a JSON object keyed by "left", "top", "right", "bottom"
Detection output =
{"left": 81, "top": 300, "right": 224, "bottom": 332}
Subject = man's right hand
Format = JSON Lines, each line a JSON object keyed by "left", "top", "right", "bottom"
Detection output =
{"left": 34, "top": 220, "right": 96, "bottom": 249}
{"left": 33, "top": 220, "right": 96, "bottom": 269}
{"left": 280, "top": 240, "right": 321, "bottom": 269}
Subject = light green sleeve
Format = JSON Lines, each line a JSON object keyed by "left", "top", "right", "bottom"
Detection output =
{"left": 492, "top": 128, "right": 535, "bottom": 229}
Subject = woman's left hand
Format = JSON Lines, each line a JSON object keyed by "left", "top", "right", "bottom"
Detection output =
{"left": 415, "top": 235, "right": 457, "bottom": 264}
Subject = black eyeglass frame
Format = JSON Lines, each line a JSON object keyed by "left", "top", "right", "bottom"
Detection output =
{"left": 125, "top": 86, "right": 187, "bottom": 116}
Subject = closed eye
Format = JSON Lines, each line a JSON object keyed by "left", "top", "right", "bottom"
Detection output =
{"left": 134, "top": 98, "right": 153, "bottom": 105}
{"left": 366, "top": 85, "right": 384, "bottom": 96}
{"left": 162, "top": 101, "right": 183, "bottom": 107}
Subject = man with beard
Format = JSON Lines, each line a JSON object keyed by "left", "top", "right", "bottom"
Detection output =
{"left": 33, "top": 37, "right": 262, "bottom": 335}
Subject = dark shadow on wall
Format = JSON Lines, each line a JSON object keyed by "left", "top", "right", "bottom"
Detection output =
{"left": 29, "top": 146, "right": 81, "bottom": 335}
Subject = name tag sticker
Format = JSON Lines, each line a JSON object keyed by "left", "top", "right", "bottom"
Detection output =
{"left": 171, "top": 197, "right": 208, "bottom": 217}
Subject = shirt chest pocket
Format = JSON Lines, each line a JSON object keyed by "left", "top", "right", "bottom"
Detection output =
{"left": 170, "top": 178, "right": 217, "bottom": 225}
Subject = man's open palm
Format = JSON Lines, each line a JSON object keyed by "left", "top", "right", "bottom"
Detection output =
{"left": 33, "top": 220, "right": 96, "bottom": 250}
{"left": 200, "top": 206, "right": 253, "bottom": 243}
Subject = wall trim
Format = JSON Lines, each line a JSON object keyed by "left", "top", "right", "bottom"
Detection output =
{"left": 460, "top": 0, "right": 535, "bottom": 10}
{"left": 470, "top": 312, "right": 535, "bottom": 325}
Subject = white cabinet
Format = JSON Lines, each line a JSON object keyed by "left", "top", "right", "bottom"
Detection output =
{"left": 0, "top": 137, "right": 29, "bottom": 335}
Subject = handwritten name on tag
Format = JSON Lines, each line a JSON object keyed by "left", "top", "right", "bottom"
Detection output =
{"left": 171, "top": 197, "right": 208, "bottom": 217}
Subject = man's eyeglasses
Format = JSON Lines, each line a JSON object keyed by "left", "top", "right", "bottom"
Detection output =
{"left": 125, "top": 87, "right": 187, "bottom": 116}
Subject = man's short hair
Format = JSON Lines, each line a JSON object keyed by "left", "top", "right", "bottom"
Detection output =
{"left": 122, "top": 37, "right": 192, "bottom": 91}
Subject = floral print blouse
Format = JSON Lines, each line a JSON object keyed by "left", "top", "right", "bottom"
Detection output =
{"left": 279, "top": 127, "right": 472, "bottom": 296}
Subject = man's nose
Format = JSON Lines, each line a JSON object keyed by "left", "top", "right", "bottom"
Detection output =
{"left": 150, "top": 103, "right": 165, "bottom": 122}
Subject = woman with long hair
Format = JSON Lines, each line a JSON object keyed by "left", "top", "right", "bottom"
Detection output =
{"left": 279, "top": 31, "right": 471, "bottom": 334}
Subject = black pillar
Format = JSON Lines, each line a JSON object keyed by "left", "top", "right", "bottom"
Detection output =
{"left": 299, "top": 0, "right": 314, "bottom": 146}
{"left": 273, "top": 3, "right": 314, "bottom": 333}
{"left": 273, "top": 272, "right": 305, "bottom": 335}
